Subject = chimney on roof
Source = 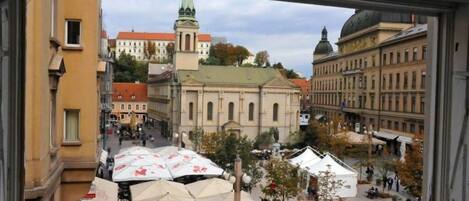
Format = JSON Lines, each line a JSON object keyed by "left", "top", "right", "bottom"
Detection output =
{"left": 135, "top": 81, "right": 140, "bottom": 84}
{"left": 131, "top": 29, "right": 134, "bottom": 32}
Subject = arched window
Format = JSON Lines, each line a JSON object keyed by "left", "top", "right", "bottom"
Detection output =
{"left": 228, "top": 102, "right": 234, "bottom": 121}
{"left": 273, "top": 103, "right": 279, "bottom": 122}
{"left": 185, "top": 34, "right": 191, "bottom": 51}
{"left": 248, "top": 103, "right": 254, "bottom": 121}
{"left": 207, "top": 102, "right": 213, "bottom": 121}
{"left": 189, "top": 102, "right": 194, "bottom": 120}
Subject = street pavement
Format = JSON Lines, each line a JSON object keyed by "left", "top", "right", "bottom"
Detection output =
{"left": 105, "top": 126, "right": 171, "bottom": 156}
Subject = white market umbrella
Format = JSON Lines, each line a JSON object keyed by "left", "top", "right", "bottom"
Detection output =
{"left": 117, "top": 146, "right": 156, "bottom": 157}
{"left": 83, "top": 177, "right": 118, "bottom": 201}
{"left": 169, "top": 157, "right": 223, "bottom": 179}
{"left": 114, "top": 154, "right": 165, "bottom": 167}
{"left": 195, "top": 191, "right": 254, "bottom": 201}
{"left": 113, "top": 163, "right": 172, "bottom": 182}
{"left": 130, "top": 180, "right": 193, "bottom": 201}
{"left": 185, "top": 178, "right": 233, "bottom": 198}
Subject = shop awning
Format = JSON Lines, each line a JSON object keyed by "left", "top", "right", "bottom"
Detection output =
{"left": 314, "top": 114, "right": 324, "bottom": 120}
{"left": 374, "top": 131, "right": 413, "bottom": 144}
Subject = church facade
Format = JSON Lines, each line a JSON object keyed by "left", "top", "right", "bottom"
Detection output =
{"left": 147, "top": 0, "right": 300, "bottom": 143}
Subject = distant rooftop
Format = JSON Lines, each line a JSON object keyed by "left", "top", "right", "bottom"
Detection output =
{"left": 112, "top": 83, "right": 148, "bottom": 102}
{"left": 178, "top": 66, "right": 286, "bottom": 86}
{"left": 116, "top": 32, "right": 211, "bottom": 42}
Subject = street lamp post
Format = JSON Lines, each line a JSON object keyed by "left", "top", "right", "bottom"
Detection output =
{"left": 234, "top": 156, "right": 242, "bottom": 201}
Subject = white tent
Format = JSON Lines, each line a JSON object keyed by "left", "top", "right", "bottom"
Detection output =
{"left": 185, "top": 178, "right": 233, "bottom": 198}
{"left": 305, "top": 154, "right": 358, "bottom": 198}
{"left": 288, "top": 147, "right": 322, "bottom": 168}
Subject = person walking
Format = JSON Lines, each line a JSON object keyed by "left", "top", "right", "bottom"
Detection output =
{"left": 141, "top": 132, "right": 147, "bottom": 147}
{"left": 119, "top": 134, "right": 123, "bottom": 146}
{"left": 382, "top": 175, "right": 387, "bottom": 190}
{"left": 395, "top": 177, "right": 400, "bottom": 192}
{"left": 387, "top": 177, "right": 394, "bottom": 191}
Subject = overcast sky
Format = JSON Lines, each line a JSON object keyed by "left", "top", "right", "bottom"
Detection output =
{"left": 102, "top": 0, "right": 354, "bottom": 77}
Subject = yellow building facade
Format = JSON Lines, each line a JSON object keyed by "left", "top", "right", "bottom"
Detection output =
{"left": 24, "top": 0, "right": 102, "bottom": 200}
{"left": 311, "top": 10, "right": 427, "bottom": 158}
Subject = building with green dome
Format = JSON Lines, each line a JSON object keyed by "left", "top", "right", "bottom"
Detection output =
{"left": 311, "top": 10, "right": 428, "bottom": 160}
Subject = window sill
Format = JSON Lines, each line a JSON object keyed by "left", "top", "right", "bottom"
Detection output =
{"left": 62, "top": 141, "right": 82, "bottom": 146}
{"left": 62, "top": 45, "right": 83, "bottom": 51}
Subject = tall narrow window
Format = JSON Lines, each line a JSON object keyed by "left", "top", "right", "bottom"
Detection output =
{"left": 390, "top": 52, "right": 394, "bottom": 64}
{"left": 189, "top": 102, "right": 194, "bottom": 120}
{"left": 64, "top": 110, "right": 80, "bottom": 142}
{"left": 404, "top": 72, "right": 408, "bottom": 89}
{"left": 411, "top": 96, "right": 416, "bottom": 113}
{"left": 207, "top": 102, "right": 213, "bottom": 121}
{"left": 413, "top": 47, "right": 418, "bottom": 61}
{"left": 185, "top": 34, "right": 191, "bottom": 51}
{"left": 404, "top": 49, "right": 409, "bottom": 62}
{"left": 383, "top": 53, "right": 387, "bottom": 65}
{"left": 421, "top": 72, "right": 426, "bottom": 89}
{"left": 249, "top": 103, "right": 254, "bottom": 121}
{"left": 412, "top": 71, "right": 417, "bottom": 89}
{"left": 395, "top": 95, "right": 400, "bottom": 112}
{"left": 396, "top": 73, "right": 400, "bottom": 89}
{"left": 65, "top": 20, "right": 81, "bottom": 46}
{"left": 389, "top": 74, "right": 393, "bottom": 90}
{"left": 397, "top": 52, "right": 401, "bottom": 64}
{"left": 422, "top": 46, "right": 427, "bottom": 60}
{"left": 228, "top": 102, "right": 234, "bottom": 121}
{"left": 403, "top": 95, "right": 408, "bottom": 112}
{"left": 273, "top": 103, "right": 279, "bottom": 122}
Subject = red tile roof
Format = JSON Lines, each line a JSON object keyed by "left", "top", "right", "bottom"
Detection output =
{"left": 116, "top": 32, "right": 211, "bottom": 42}
{"left": 290, "top": 79, "right": 311, "bottom": 94}
{"left": 112, "top": 83, "right": 148, "bottom": 102}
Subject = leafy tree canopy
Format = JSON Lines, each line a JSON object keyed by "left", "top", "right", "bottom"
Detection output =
{"left": 114, "top": 53, "right": 148, "bottom": 83}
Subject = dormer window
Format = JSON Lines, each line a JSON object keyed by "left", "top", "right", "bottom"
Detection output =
{"left": 118, "top": 95, "right": 122, "bottom": 99}
{"left": 131, "top": 95, "right": 136, "bottom": 100}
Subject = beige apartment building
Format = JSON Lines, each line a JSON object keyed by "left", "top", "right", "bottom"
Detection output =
{"left": 24, "top": 0, "right": 102, "bottom": 200}
{"left": 311, "top": 10, "right": 427, "bottom": 156}
{"left": 112, "top": 83, "right": 148, "bottom": 125}
{"left": 148, "top": 0, "right": 300, "bottom": 143}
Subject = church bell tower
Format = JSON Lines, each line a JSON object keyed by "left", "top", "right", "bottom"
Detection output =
{"left": 174, "top": 0, "right": 200, "bottom": 70}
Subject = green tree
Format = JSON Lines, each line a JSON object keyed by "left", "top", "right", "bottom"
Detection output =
{"left": 396, "top": 133, "right": 423, "bottom": 197}
{"left": 272, "top": 62, "right": 284, "bottom": 69}
{"left": 261, "top": 159, "right": 302, "bottom": 201}
{"left": 254, "top": 129, "right": 275, "bottom": 149}
{"left": 114, "top": 53, "right": 148, "bottom": 83}
{"left": 202, "top": 132, "right": 262, "bottom": 191}
{"left": 233, "top": 45, "right": 250, "bottom": 65}
{"left": 166, "top": 42, "right": 175, "bottom": 62}
{"left": 317, "top": 166, "right": 345, "bottom": 201}
{"left": 189, "top": 127, "right": 204, "bottom": 153}
{"left": 144, "top": 41, "right": 156, "bottom": 60}
{"left": 255, "top": 50, "right": 269, "bottom": 67}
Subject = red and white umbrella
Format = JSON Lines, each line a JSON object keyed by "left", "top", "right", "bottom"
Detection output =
{"left": 169, "top": 157, "right": 223, "bottom": 179}
{"left": 113, "top": 163, "right": 172, "bottom": 182}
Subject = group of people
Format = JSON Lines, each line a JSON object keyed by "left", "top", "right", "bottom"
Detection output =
{"left": 366, "top": 187, "right": 380, "bottom": 199}
{"left": 382, "top": 174, "right": 400, "bottom": 193}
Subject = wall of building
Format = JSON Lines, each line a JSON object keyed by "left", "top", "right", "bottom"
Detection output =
{"left": 175, "top": 86, "right": 300, "bottom": 143}
{"left": 311, "top": 26, "right": 426, "bottom": 135}
{"left": 56, "top": 0, "right": 100, "bottom": 200}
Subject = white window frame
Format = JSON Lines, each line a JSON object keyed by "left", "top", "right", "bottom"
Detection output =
{"left": 50, "top": 0, "right": 56, "bottom": 38}
{"left": 63, "top": 110, "right": 80, "bottom": 142}
{"left": 65, "top": 19, "right": 81, "bottom": 47}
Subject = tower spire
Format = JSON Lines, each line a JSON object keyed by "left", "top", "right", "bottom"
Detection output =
{"left": 321, "top": 26, "right": 328, "bottom": 41}
{"left": 179, "top": 0, "right": 196, "bottom": 20}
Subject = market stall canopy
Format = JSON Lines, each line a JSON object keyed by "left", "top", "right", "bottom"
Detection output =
{"left": 117, "top": 146, "right": 156, "bottom": 157}
{"left": 288, "top": 146, "right": 322, "bottom": 168}
{"left": 185, "top": 178, "right": 233, "bottom": 198}
{"left": 130, "top": 180, "right": 193, "bottom": 201}
{"left": 337, "top": 131, "right": 386, "bottom": 145}
{"left": 81, "top": 177, "right": 118, "bottom": 201}
{"left": 195, "top": 191, "right": 254, "bottom": 201}
{"left": 154, "top": 146, "right": 179, "bottom": 156}
{"left": 305, "top": 154, "right": 357, "bottom": 176}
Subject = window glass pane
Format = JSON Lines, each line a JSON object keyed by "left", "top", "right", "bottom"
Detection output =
{"left": 249, "top": 103, "right": 254, "bottom": 121}
{"left": 189, "top": 102, "right": 194, "bottom": 120}
{"left": 228, "top": 102, "right": 234, "bottom": 121}
{"left": 207, "top": 102, "right": 213, "bottom": 121}
{"left": 65, "top": 110, "right": 79, "bottom": 141}
{"left": 273, "top": 103, "right": 279, "bottom": 121}
{"left": 66, "top": 20, "right": 80, "bottom": 45}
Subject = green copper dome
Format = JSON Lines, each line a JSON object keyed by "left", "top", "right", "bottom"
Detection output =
{"left": 340, "top": 10, "right": 426, "bottom": 38}
{"left": 314, "top": 26, "right": 333, "bottom": 55}
{"left": 179, "top": 0, "right": 196, "bottom": 20}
